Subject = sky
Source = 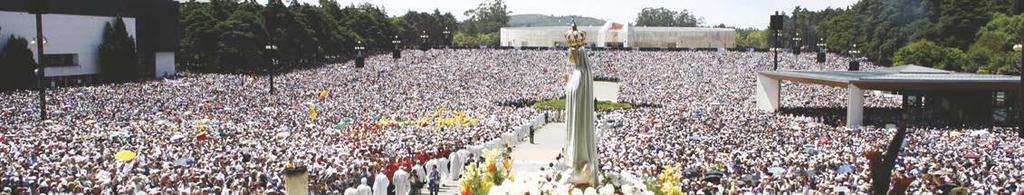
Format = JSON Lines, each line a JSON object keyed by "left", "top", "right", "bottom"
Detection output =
{"left": 250, "top": 0, "right": 860, "bottom": 29}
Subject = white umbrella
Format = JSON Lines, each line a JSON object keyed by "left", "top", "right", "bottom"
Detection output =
{"left": 969, "top": 130, "right": 990, "bottom": 137}
{"left": 276, "top": 132, "right": 291, "bottom": 139}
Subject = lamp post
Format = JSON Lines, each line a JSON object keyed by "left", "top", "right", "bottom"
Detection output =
{"left": 769, "top": 11, "right": 783, "bottom": 71}
{"left": 392, "top": 35, "right": 401, "bottom": 59}
{"left": 265, "top": 44, "right": 277, "bottom": 95}
{"left": 773, "top": 31, "right": 782, "bottom": 70}
{"left": 29, "top": 0, "right": 48, "bottom": 121}
{"left": 419, "top": 31, "right": 429, "bottom": 51}
{"left": 792, "top": 32, "right": 802, "bottom": 55}
{"left": 355, "top": 41, "right": 365, "bottom": 68}
{"left": 816, "top": 38, "right": 827, "bottom": 63}
{"left": 849, "top": 44, "right": 861, "bottom": 71}
{"left": 442, "top": 27, "right": 451, "bottom": 49}
{"left": 1014, "top": 43, "right": 1023, "bottom": 138}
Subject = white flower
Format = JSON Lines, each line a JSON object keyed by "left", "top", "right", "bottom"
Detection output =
{"left": 598, "top": 185, "right": 615, "bottom": 195}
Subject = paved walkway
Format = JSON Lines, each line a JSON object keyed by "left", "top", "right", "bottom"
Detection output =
{"left": 594, "top": 81, "right": 620, "bottom": 102}
{"left": 428, "top": 123, "right": 567, "bottom": 194}
{"left": 509, "top": 123, "right": 567, "bottom": 175}
{"left": 428, "top": 81, "right": 619, "bottom": 194}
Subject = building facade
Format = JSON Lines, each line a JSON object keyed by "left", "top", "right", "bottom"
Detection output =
{"left": 500, "top": 21, "right": 735, "bottom": 48}
{"left": 0, "top": 0, "right": 179, "bottom": 85}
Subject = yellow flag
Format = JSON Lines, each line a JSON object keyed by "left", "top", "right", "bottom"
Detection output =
{"left": 319, "top": 90, "right": 329, "bottom": 99}
{"left": 309, "top": 106, "right": 318, "bottom": 121}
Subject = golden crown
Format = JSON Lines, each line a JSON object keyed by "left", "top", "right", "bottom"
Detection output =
{"left": 565, "top": 20, "right": 586, "bottom": 49}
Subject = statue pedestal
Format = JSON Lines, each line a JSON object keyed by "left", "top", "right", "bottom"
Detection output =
{"left": 283, "top": 166, "right": 309, "bottom": 195}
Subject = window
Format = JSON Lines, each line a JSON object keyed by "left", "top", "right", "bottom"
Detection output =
{"left": 43, "top": 54, "right": 78, "bottom": 67}
{"left": 994, "top": 92, "right": 1007, "bottom": 107}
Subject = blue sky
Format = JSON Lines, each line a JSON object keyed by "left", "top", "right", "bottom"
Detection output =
{"left": 251, "top": 0, "right": 860, "bottom": 28}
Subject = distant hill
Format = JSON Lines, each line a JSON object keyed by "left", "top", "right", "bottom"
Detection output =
{"left": 508, "top": 14, "right": 606, "bottom": 27}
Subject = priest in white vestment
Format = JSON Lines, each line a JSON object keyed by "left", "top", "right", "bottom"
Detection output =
{"left": 393, "top": 169, "right": 411, "bottom": 195}
{"left": 372, "top": 173, "right": 389, "bottom": 195}
{"left": 356, "top": 178, "right": 372, "bottom": 195}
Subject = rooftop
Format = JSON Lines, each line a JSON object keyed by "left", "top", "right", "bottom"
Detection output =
{"left": 759, "top": 65, "right": 1020, "bottom": 91}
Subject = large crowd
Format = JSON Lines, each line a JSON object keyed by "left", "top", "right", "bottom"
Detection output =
{"left": 0, "top": 48, "right": 1020, "bottom": 194}
{"left": 592, "top": 50, "right": 1022, "bottom": 194}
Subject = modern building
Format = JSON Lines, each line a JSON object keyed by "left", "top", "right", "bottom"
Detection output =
{"left": 0, "top": 0, "right": 179, "bottom": 85}
{"left": 500, "top": 21, "right": 735, "bottom": 48}
{"left": 756, "top": 65, "right": 1020, "bottom": 127}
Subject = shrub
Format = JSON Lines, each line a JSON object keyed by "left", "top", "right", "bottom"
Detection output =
{"left": 533, "top": 98, "right": 633, "bottom": 111}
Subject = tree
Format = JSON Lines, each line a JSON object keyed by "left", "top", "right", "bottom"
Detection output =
{"left": 99, "top": 17, "right": 140, "bottom": 82}
{"left": 926, "top": 0, "right": 993, "bottom": 50}
{"left": 214, "top": 9, "right": 266, "bottom": 71}
{"left": 0, "top": 35, "right": 37, "bottom": 90}
{"left": 740, "top": 30, "right": 768, "bottom": 48}
{"left": 893, "top": 40, "right": 971, "bottom": 71}
{"left": 969, "top": 13, "right": 1024, "bottom": 74}
{"left": 635, "top": 7, "right": 703, "bottom": 27}
{"left": 462, "top": 0, "right": 509, "bottom": 35}
{"left": 334, "top": 3, "right": 399, "bottom": 50}
{"left": 395, "top": 10, "right": 459, "bottom": 48}
{"left": 178, "top": 0, "right": 221, "bottom": 71}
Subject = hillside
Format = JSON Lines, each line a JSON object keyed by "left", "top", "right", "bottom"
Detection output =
{"left": 508, "top": 14, "right": 606, "bottom": 27}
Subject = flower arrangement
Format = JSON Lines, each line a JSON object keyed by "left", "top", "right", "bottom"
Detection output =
{"left": 654, "top": 164, "right": 683, "bottom": 195}
{"left": 462, "top": 148, "right": 651, "bottom": 195}
{"left": 461, "top": 149, "right": 513, "bottom": 195}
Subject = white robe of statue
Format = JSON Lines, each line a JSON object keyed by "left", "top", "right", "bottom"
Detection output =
{"left": 393, "top": 169, "right": 411, "bottom": 195}
{"left": 564, "top": 43, "right": 599, "bottom": 185}
{"left": 372, "top": 173, "right": 389, "bottom": 195}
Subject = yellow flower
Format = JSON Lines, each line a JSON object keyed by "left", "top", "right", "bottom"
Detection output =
{"left": 504, "top": 158, "right": 513, "bottom": 170}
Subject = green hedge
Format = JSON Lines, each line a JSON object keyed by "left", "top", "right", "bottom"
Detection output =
{"left": 533, "top": 99, "right": 632, "bottom": 111}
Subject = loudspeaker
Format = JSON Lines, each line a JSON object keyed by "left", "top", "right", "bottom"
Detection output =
{"left": 849, "top": 61, "right": 860, "bottom": 71}
{"left": 29, "top": 0, "right": 49, "bottom": 14}
{"left": 817, "top": 52, "right": 826, "bottom": 63}
{"left": 793, "top": 45, "right": 801, "bottom": 55}
{"left": 770, "top": 14, "right": 783, "bottom": 31}
{"left": 392, "top": 49, "right": 401, "bottom": 59}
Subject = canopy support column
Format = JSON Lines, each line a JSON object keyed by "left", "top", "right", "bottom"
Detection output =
{"left": 847, "top": 84, "right": 865, "bottom": 127}
{"left": 756, "top": 74, "right": 780, "bottom": 111}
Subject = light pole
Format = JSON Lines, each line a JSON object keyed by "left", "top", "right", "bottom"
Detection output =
{"left": 392, "top": 35, "right": 401, "bottom": 59}
{"left": 849, "top": 44, "right": 861, "bottom": 71}
{"left": 773, "top": 31, "right": 782, "bottom": 70}
{"left": 1014, "top": 43, "right": 1023, "bottom": 138}
{"left": 265, "top": 44, "right": 277, "bottom": 95}
{"left": 792, "top": 32, "right": 802, "bottom": 55}
{"left": 849, "top": 44, "right": 861, "bottom": 70}
{"left": 769, "top": 11, "right": 783, "bottom": 71}
{"left": 355, "top": 41, "right": 365, "bottom": 68}
{"left": 816, "top": 38, "right": 827, "bottom": 63}
{"left": 419, "top": 31, "right": 429, "bottom": 51}
{"left": 442, "top": 27, "right": 451, "bottom": 49}
{"left": 29, "top": 0, "right": 48, "bottom": 121}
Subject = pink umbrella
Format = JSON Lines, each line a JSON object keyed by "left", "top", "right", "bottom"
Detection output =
{"left": 964, "top": 153, "right": 980, "bottom": 159}
{"left": 817, "top": 137, "right": 831, "bottom": 144}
